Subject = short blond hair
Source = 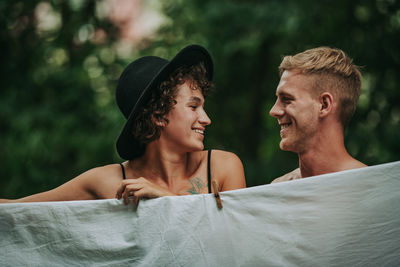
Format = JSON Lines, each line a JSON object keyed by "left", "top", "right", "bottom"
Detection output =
{"left": 279, "top": 47, "right": 362, "bottom": 126}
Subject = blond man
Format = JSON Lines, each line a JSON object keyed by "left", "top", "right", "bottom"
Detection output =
{"left": 270, "top": 47, "right": 366, "bottom": 183}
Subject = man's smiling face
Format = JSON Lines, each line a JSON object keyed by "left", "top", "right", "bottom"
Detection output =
{"left": 269, "top": 70, "right": 321, "bottom": 154}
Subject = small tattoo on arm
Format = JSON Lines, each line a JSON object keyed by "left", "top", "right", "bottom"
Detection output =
{"left": 187, "top": 177, "right": 206, "bottom": 194}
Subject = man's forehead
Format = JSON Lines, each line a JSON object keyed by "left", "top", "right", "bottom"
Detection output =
{"left": 279, "top": 69, "right": 307, "bottom": 83}
{"left": 276, "top": 70, "right": 312, "bottom": 94}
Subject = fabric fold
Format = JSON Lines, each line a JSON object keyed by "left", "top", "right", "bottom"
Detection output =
{"left": 1, "top": 161, "right": 399, "bottom": 266}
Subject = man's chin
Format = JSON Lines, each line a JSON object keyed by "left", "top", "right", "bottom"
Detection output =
{"left": 279, "top": 141, "right": 295, "bottom": 152}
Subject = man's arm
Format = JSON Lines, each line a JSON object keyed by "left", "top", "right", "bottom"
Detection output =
{"left": 271, "top": 168, "right": 301, "bottom": 184}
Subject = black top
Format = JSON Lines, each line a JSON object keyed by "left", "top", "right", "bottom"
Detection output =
{"left": 119, "top": 150, "right": 213, "bottom": 194}
{"left": 207, "top": 149, "right": 212, "bottom": 193}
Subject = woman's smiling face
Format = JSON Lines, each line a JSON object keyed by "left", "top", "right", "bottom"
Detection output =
{"left": 160, "top": 80, "right": 211, "bottom": 152}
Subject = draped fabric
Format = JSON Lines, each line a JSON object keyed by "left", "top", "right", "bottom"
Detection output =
{"left": 1, "top": 161, "right": 399, "bottom": 266}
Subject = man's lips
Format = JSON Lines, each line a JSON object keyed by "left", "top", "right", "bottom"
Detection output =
{"left": 280, "top": 123, "right": 291, "bottom": 130}
{"left": 279, "top": 122, "right": 292, "bottom": 136}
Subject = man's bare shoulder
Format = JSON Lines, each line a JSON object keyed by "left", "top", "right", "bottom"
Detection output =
{"left": 271, "top": 168, "right": 301, "bottom": 184}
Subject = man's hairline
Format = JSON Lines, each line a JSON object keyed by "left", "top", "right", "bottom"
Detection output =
{"left": 278, "top": 69, "right": 322, "bottom": 97}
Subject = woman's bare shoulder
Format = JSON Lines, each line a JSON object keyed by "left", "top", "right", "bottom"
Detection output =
{"left": 208, "top": 150, "right": 246, "bottom": 191}
{"left": 210, "top": 149, "right": 242, "bottom": 165}
{"left": 81, "top": 163, "right": 125, "bottom": 197}
{"left": 83, "top": 164, "right": 123, "bottom": 179}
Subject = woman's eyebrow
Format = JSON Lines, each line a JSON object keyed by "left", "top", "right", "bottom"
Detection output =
{"left": 188, "top": 96, "right": 203, "bottom": 104}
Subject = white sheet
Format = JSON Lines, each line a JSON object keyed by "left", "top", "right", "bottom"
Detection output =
{"left": 1, "top": 161, "right": 400, "bottom": 266}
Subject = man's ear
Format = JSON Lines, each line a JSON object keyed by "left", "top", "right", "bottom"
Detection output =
{"left": 319, "top": 92, "right": 333, "bottom": 118}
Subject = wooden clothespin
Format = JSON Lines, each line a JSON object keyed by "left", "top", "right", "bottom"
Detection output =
{"left": 212, "top": 180, "right": 223, "bottom": 209}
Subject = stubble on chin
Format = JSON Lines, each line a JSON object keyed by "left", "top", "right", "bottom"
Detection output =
{"left": 279, "top": 138, "right": 298, "bottom": 153}
{"left": 280, "top": 142, "right": 291, "bottom": 152}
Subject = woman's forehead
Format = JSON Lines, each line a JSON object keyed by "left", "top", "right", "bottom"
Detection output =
{"left": 175, "top": 81, "right": 205, "bottom": 100}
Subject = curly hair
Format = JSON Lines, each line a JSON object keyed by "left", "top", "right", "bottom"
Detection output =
{"left": 131, "top": 62, "right": 213, "bottom": 154}
{"left": 279, "top": 47, "right": 362, "bottom": 127}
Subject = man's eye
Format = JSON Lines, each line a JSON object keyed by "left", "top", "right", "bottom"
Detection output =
{"left": 282, "top": 97, "right": 292, "bottom": 103}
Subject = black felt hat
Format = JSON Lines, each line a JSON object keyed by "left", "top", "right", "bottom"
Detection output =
{"left": 116, "top": 44, "right": 213, "bottom": 159}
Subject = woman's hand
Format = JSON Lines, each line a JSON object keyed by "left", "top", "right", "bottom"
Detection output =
{"left": 115, "top": 178, "right": 176, "bottom": 205}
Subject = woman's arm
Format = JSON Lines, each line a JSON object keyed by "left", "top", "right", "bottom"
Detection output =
{"left": 0, "top": 166, "right": 113, "bottom": 203}
{"left": 211, "top": 150, "right": 246, "bottom": 192}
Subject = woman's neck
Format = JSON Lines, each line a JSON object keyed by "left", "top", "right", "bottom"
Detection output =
{"left": 129, "top": 143, "right": 193, "bottom": 185}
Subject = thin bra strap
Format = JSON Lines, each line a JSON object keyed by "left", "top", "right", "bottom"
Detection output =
{"left": 207, "top": 150, "right": 212, "bottom": 193}
{"left": 119, "top": 163, "right": 126, "bottom": 180}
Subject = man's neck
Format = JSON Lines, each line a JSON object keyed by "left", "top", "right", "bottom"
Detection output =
{"left": 298, "top": 145, "right": 365, "bottom": 178}
{"left": 298, "top": 122, "right": 366, "bottom": 177}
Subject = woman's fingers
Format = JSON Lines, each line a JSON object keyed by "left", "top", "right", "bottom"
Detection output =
{"left": 121, "top": 184, "right": 142, "bottom": 204}
{"left": 115, "top": 181, "right": 126, "bottom": 199}
{"left": 116, "top": 177, "right": 175, "bottom": 205}
{"left": 134, "top": 195, "right": 140, "bottom": 207}
{"left": 116, "top": 180, "right": 132, "bottom": 199}
{"left": 116, "top": 179, "right": 140, "bottom": 199}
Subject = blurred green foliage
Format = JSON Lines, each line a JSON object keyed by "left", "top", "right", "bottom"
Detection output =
{"left": 1, "top": 0, "right": 399, "bottom": 198}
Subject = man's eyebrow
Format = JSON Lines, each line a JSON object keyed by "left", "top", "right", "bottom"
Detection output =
{"left": 277, "top": 91, "right": 294, "bottom": 98}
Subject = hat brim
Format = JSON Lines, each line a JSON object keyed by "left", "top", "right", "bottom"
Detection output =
{"left": 116, "top": 44, "right": 213, "bottom": 159}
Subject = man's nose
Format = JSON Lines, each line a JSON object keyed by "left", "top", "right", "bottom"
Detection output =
{"left": 269, "top": 100, "right": 283, "bottom": 118}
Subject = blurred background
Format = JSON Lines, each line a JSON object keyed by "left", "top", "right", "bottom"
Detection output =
{"left": 1, "top": 0, "right": 399, "bottom": 198}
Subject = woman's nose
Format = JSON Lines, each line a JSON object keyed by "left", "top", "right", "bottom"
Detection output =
{"left": 199, "top": 108, "right": 211, "bottom": 126}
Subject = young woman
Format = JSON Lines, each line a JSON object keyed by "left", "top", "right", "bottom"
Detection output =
{"left": 0, "top": 45, "right": 246, "bottom": 204}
